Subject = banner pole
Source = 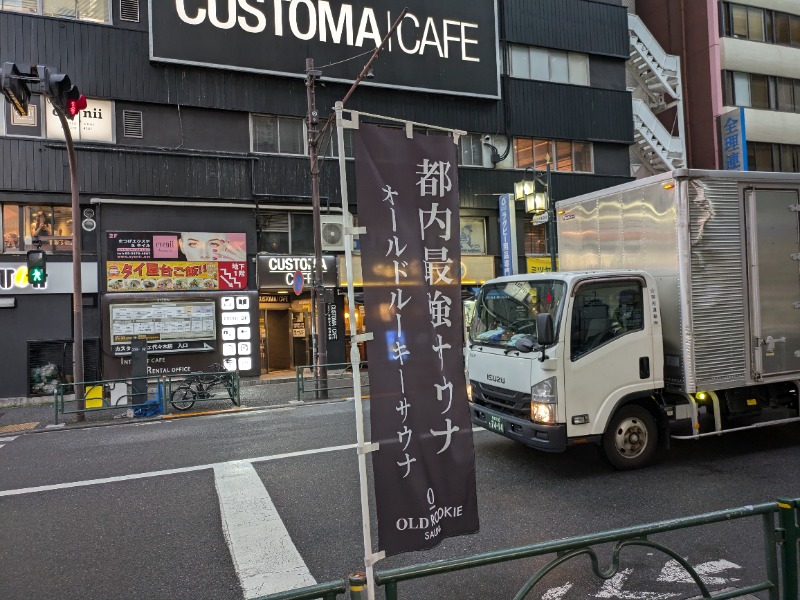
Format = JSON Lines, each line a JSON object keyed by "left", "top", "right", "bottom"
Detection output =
{"left": 336, "top": 101, "right": 379, "bottom": 600}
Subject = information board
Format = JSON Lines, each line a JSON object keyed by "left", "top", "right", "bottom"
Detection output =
{"left": 110, "top": 301, "right": 216, "bottom": 356}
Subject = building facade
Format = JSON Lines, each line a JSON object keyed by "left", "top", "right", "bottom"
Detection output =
{"left": 632, "top": 0, "right": 800, "bottom": 172}
{"left": 0, "top": 0, "right": 632, "bottom": 398}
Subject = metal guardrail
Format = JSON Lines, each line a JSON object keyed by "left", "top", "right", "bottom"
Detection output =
{"left": 260, "top": 497, "right": 800, "bottom": 600}
{"left": 295, "top": 362, "right": 369, "bottom": 402}
{"left": 54, "top": 369, "right": 241, "bottom": 423}
{"left": 54, "top": 375, "right": 165, "bottom": 425}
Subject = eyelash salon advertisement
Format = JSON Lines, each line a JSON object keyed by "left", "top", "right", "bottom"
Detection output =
{"left": 106, "top": 231, "right": 248, "bottom": 292}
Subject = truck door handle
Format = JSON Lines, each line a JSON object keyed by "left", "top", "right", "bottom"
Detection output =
{"left": 639, "top": 357, "right": 650, "bottom": 379}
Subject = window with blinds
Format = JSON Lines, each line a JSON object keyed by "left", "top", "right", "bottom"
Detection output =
{"left": 3, "top": 0, "right": 112, "bottom": 22}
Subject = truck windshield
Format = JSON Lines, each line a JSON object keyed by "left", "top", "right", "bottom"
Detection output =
{"left": 469, "top": 280, "right": 565, "bottom": 348}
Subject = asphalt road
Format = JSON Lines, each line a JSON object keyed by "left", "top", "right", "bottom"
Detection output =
{"left": 1, "top": 399, "right": 799, "bottom": 600}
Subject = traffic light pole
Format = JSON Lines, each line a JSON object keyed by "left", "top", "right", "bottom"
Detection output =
{"left": 55, "top": 109, "right": 85, "bottom": 420}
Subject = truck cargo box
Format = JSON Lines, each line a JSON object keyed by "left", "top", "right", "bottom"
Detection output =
{"left": 556, "top": 170, "right": 800, "bottom": 393}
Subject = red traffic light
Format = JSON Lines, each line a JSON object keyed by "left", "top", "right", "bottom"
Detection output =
{"left": 67, "top": 94, "right": 87, "bottom": 118}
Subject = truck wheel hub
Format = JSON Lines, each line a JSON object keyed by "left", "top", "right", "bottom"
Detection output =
{"left": 616, "top": 418, "right": 647, "bottom": 456}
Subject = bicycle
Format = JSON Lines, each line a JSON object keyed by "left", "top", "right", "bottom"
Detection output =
{"left": 170, "top": 363, "right": 236, "bottom": 411}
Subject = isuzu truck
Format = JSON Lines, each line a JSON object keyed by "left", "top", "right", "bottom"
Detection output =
{"left": 467, "top": 170, "right": 800, "bottom": 469}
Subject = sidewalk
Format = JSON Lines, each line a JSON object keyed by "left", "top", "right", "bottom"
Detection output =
{"left": 0, "top": 370, "right": 356, "bottom": 435}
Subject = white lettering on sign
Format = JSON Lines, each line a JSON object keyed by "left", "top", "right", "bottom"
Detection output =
{"left": 173, "top": 0, "right": 481, "bottom": 62}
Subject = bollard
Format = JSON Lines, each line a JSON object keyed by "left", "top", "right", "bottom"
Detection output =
{"left": 348, "top": 571, "right": 367, "bottom": 600}
{"left": 777, "top": 497, "right": 798, "bottom": 600}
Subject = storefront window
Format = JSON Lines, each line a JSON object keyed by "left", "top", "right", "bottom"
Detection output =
{"left": 2, "top": 204, "right": 20, "bottom": 251}
{"left": 1, "top": 204, "right": 73, "bottom": 253}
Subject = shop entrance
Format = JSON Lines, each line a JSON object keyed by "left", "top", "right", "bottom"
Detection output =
{"left": 265, "top": 309, "right": 291, "bottom": 371}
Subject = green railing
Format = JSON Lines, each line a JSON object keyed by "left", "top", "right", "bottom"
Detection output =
{"left": 54, "top": 375, "right": 165, "bottom": 424}
{"left": 259, "top": 497, "right": 800, "bottom": 600}
{"left": 295, "top": 362, "right": 369, "bottom": 402}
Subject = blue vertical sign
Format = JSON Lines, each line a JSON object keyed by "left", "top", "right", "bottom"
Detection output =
{"left": 718, "top": 107, "right": 748, "bottom": 171}
{"left": 498, "top": 194, "right": 518, "bottom": 276}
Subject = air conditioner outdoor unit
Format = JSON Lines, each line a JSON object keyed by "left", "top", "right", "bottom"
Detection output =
{"left": 320, "top": 214, "right": 350, "bottom": 252}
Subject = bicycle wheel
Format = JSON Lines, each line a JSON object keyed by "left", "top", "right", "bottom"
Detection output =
{"left": 170, "top": 387, "right": 196, "bottom": 411}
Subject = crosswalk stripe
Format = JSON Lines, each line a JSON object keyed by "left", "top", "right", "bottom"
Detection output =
{"left": 0, "top": 436, "right": 19, "bottom": 442}
{"left": 214, "top": 462, "right": 316, "bottom": 598}
{"left": 0, "top": 443, "right": 357, "bottom": 497}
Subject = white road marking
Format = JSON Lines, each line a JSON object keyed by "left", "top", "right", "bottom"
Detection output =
{"left": 0, "top": 436, "right": 19, "bottom": 442}
{"left": 543, "top": 583, "right": 573, "bottom": 599}
{"left": 0, "top": 443, "right": 357, "bottom": 497}
{"left": 657, "top": 559, "right": 741, "bottom": 585}
{"left": 45, "top": 424, "right": 65, "bottom": 429}
{"left": 596, "top": 568, "right": 679, "bottom": 599}
{"left": 215, "top": 461, "right": 316, "bottom": 598}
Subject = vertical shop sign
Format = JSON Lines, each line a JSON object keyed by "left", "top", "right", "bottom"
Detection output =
{"left": 718, "top": 107, "right": 748, "bottom": 171}
{"left": 355, "top": 124, "right": 479, "bottom": 556}
{"left": 326, "top": 295, "right": 346, "bottom": 364}
{"left": 498, "top": 193, "right": 518, "bottom": 276}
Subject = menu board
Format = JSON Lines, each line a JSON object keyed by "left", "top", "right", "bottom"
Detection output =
{"left": 110, "top": 301, "right": 216, "bottom": 356}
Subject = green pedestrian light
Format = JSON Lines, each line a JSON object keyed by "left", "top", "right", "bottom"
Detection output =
{"left": 26, "top": 250, "right": 47, "bottom": 287}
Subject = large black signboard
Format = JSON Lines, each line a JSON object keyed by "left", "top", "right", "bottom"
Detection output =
{"left": 102, "top": 291, "right": 260, "bottom": 379}
{"left": 355, "top": 124, "right": 479, "bottom": 555}
{"left": 149, "top": 0, "right": 500, "bottom": 98}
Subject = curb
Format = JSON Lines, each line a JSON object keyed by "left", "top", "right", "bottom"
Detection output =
{"left": 5, "top": 395, "right": 353, "bottom": 435}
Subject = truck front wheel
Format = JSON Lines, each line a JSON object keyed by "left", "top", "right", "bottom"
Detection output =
{"left": 602, "top": 405, "right": 658, "bottom": 470}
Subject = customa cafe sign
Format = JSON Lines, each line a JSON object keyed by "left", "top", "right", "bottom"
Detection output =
{"left": 149, "top": 0, "right": 500, "bottom": 98}
{"left": 0, "top": 262, "right": 99, "bottom": 295}
{"left": 257, "top": 255, "right": 337, "bottom": 288}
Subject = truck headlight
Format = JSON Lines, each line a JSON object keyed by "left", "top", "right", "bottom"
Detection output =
{"left": 466, "top": 382, "right": 473, "bottom": 402}
{"left": 531, "top": 402, "right": 555, "bottom": 424}
{"left": 531, "top": 377, "right": 557, "bottom": 424}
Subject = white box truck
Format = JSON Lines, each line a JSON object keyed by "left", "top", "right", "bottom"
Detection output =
{"left": 467, "top": 170, "right": 800, "bottom": 469}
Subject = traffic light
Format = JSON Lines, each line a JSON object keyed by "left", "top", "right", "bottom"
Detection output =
{"left": 38, "top": 65, "right": 87, "bottom": 120}
{"left": 26, "top": 250, "right": 47, "bottom": 287}
{"left": 0, "top": 62, "right": 31, "bottom": 117}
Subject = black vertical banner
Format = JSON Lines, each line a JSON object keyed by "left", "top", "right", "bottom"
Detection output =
{"left": 355, "top": 124, "right": 479, "bottom": 556}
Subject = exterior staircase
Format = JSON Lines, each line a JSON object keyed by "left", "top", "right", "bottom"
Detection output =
{"left": 627, "top": 11, "right": 686, "bottom": 176}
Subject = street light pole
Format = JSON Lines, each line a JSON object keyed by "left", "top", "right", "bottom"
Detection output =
{"left": 545, "top": 159, "right": 557, "bottom": 272}
{"left": 305, "top": 58, "right": 328, "bottom": 399}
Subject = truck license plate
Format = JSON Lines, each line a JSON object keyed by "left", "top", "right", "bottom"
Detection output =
{"left": 487, "top": 414, "right": 504, "bottom": 433}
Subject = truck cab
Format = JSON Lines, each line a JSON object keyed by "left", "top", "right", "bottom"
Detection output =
{"left": 467, "top": 270, "right": 665, "bottom": 469}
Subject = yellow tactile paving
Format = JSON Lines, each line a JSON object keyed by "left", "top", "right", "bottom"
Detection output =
{"left": 0, "top": 422, "right": 39, "bottom": 433}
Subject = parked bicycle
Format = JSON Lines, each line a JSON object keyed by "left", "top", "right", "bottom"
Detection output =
{"left": 170, "top": 363, "right": 236, "bottom": 411}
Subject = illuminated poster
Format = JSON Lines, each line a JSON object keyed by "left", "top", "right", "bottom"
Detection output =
{"left": 106, "top": 232, "right": 247, "bottom": 291}
{"left": 355, "top": 124, "right": 479, "bottom": 556}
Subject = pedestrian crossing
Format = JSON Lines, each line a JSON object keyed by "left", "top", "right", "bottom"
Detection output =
{"left": 0, "top": 435, "right": 18, "bottom": 449}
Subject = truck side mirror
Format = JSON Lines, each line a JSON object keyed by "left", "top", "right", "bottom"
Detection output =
{"left": 537, "top": 313, "right": 555, "bottom": 346}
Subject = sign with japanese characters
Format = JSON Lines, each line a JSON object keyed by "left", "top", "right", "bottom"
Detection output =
{"left": 109, "top": 301, "right": 217, "bottom": 356}
{"left": 718, "top": 107, "right": 748, "bottom": 171}
{"left": 355, "top": 123, "right": 479, "bottom": 556}
{"left": 106, "top": 231, "right": 248, "bottom": 292}
{"left": 498, "top": 193, "right": 518, "bottom": 276}
{"left": 102, "top": 291, "right": 260, "bottom": 376}
{"left": 150, "top": 0, "right": 500, "bottom": 99}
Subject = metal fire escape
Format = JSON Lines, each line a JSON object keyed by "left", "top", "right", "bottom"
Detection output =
{"left": 627, "top": 12, "right": 686, "bottom": 176}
